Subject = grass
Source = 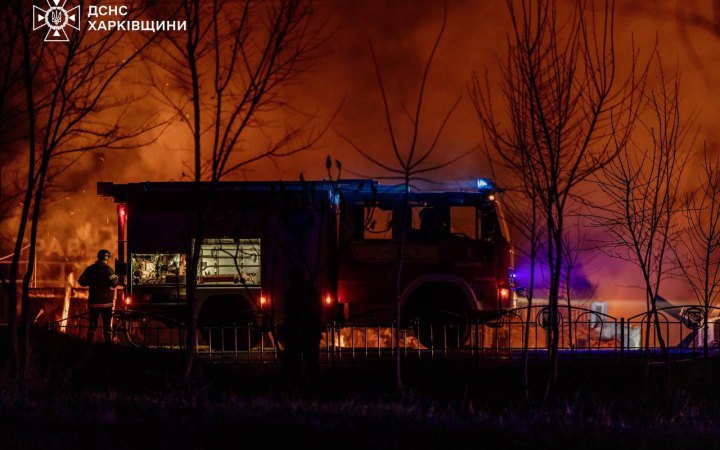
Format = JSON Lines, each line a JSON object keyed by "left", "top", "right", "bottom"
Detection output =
{"left": 2, "top": 326, "right": 720, "bottom": 449}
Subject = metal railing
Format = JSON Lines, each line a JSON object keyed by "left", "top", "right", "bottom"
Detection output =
{"left": 48, "top": 310, "right": 187, "bottom": 350}
{"left": 46, "top": 305, "right": 720, "bottom": 362}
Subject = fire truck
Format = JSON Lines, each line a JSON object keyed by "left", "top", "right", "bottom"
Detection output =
{"left": 97, "top": 179, "right": 514, "bottom": 347}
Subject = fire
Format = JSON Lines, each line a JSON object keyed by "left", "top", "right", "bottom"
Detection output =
{"left": 320, "top": 326, "right": 421, "bottom": 349}
{"left": 60, "top": 271, "right": 75, "bottom": 332}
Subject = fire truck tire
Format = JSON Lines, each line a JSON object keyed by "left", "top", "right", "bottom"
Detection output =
{"left": 403, "top": 283, "right": 471, "bottom": 349}
{"left": 198, "top": 295, "right": 261, "bottom": 351}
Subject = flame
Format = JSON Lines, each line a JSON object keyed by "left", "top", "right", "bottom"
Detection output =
{"left": 60, "top": 271, "right": 74, "bottom": 332}
{"left": 2, "top": 2, "right": 715, "bottom": 307}
{"left": 320, "top": 326, "right": 421, "bottom": 349}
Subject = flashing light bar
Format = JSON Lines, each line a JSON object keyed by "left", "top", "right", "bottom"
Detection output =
{"left": 477, "top": 178, "right": 493, "bottom": 191}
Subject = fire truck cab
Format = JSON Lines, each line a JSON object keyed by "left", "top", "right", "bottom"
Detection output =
{"left": 98, "top": 178, "right": 513, "bottom": 347}
{"left": 338, "top": 180, "right": 514, "bottom": 344}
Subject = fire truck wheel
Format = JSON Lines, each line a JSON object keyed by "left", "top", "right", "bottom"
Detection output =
{"left": 198, "top": 295, "right": 261, "bottom": 351}
{"left": 403, "top": 283, "right": 471, "bottom": 349}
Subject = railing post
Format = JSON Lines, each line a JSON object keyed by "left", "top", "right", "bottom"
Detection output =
{"left": 481, "top": 320, "right": 485, "bottom": 360}
{"left": 620, "top": 317, "right": 625, "bottom": 358}
{"left": 416, "top": 322, "right": 421, "bottom": 360}
{"left": 474, "top": 320, "right": 479, "bottom": 366}
{"left": 364, "top": 326, "right": 369, "bottom": 358}
{"left": 403, "top": 328, "right": 407, "bottom": 358}
{"left": 377, "top": 325, "right": 381, "bottom": 358}
{"left": 430, "top": 324, "right": 434, "bottom": 360}
{"left": 331, "top": 321, "right": 336, "bottom": 368}
{"left": 234, "top": 326, "right": 239, "bottom": 358}
{"left": 274, "top": 322, "right": 279, "bottom": 362}
{"left": 260, "top": 327, "right": 265, "bottom": 361}
{"left": 470, "top": 319, "right": 474, "bottom": 358}
{"left": 390, "top": 321, "right": 395, "bottom": 360}
{"left": 326, "top": 323, "right": 331, "bottom": 360}
{"left": 247, "top": 323, "right": 252, "bottom": 363}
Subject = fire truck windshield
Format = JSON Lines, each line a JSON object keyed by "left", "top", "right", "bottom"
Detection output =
{"left": 354, "top": 197, "right": 503, "bottom": 244}
{"left": 449, "top": 206, "right": 477, "bottom": 239}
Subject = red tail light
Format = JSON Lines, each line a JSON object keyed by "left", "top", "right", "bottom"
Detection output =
{"left": 118, "top": 204, "right": 127, "bottom": 231}
{"left": 498, "top": 287, "right": 511, "bottom": 308}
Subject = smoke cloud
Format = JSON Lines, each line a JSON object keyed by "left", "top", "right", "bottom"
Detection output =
{"left": 4, "top": 0, "right": 719, "bottom": 311}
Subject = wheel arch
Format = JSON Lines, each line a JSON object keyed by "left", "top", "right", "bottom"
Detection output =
{"left": 400, "top": 274, "right": 480, "bottom": 312}
{"left": 198, "top": 293, "right": 255, "bottom": 326}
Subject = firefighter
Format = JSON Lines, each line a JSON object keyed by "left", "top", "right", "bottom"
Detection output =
{"left": 78, "top": 249, "right": 119, "bottom": 343}
{"left": 281, "top": 267, "right": 322, "bottom": 388}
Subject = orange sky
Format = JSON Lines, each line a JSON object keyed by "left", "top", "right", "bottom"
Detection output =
{"left": 10, "top": 0, "right": 720, "bottom": 306}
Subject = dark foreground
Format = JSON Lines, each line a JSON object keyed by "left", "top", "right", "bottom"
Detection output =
{"left": 2, "top": 327, "right": 720, "bottom": 450}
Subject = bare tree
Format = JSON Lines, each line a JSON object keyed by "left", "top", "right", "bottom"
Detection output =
{"left": 471, "top": 0, "right": 646, "bottom": 400}
{"left": 148, "top": 0, "right": 326, "bottom": 377}
{"left": 336, "top": 4, "right": 471, "bottom": 391}
{"left": 494, "top": 164, "right": 543, "bottom": 400}
{"left": 673, "top": 145, "right": 720, "bottom": 358}
{"left": 559, "top": 217, "right": 598, "bottom": 352}
{"left": 3, "top": 0, "right": 160, "bottom": 387}
{"left": 592, "top": 64, "right": 694, "bottom": 358}
{"left": 0, "top": 0, "right": 24, "bottom": 344}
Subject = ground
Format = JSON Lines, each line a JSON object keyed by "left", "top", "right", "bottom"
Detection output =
{"left": 1, "top": 327, "right": 720, "bottom": 449}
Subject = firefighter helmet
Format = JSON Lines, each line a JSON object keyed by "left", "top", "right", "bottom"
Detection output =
{"left": 97, "top": 249, "right": 112, "bottom": 261}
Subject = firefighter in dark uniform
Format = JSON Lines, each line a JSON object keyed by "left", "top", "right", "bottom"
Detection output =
{"left": 282, "top": 267, "right": 322, "bottom": 388}
{"left": 78, "top": 249, "right": 118, "bottom": 343}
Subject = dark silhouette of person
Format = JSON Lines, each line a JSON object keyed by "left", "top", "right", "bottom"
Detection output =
{"left": 78, "top": 249, "right": 118, "bottom": 343}
{"left": 281, "top": 267, "right": 322, "bottom": 389}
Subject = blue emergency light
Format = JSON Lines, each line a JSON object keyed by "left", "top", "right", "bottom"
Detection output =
{"left": 476, "top": 178, "right": 493, "bottom": 191}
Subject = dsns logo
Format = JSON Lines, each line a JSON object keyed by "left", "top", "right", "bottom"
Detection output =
{"left": 33, "top": 0, "right": 81, "bottom": 42}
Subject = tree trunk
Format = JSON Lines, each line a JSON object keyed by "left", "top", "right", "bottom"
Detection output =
{"left": 395, "top": 181, "right": 410, "bottom": 392}
{"left": 544, "top": 212, "right": 563, "bottom": 405}
{"left": 8, "top": 0, "right": 37, "bottom": 387}
{"left": 18, "top": 152, "right": 50, "bottom": 388}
